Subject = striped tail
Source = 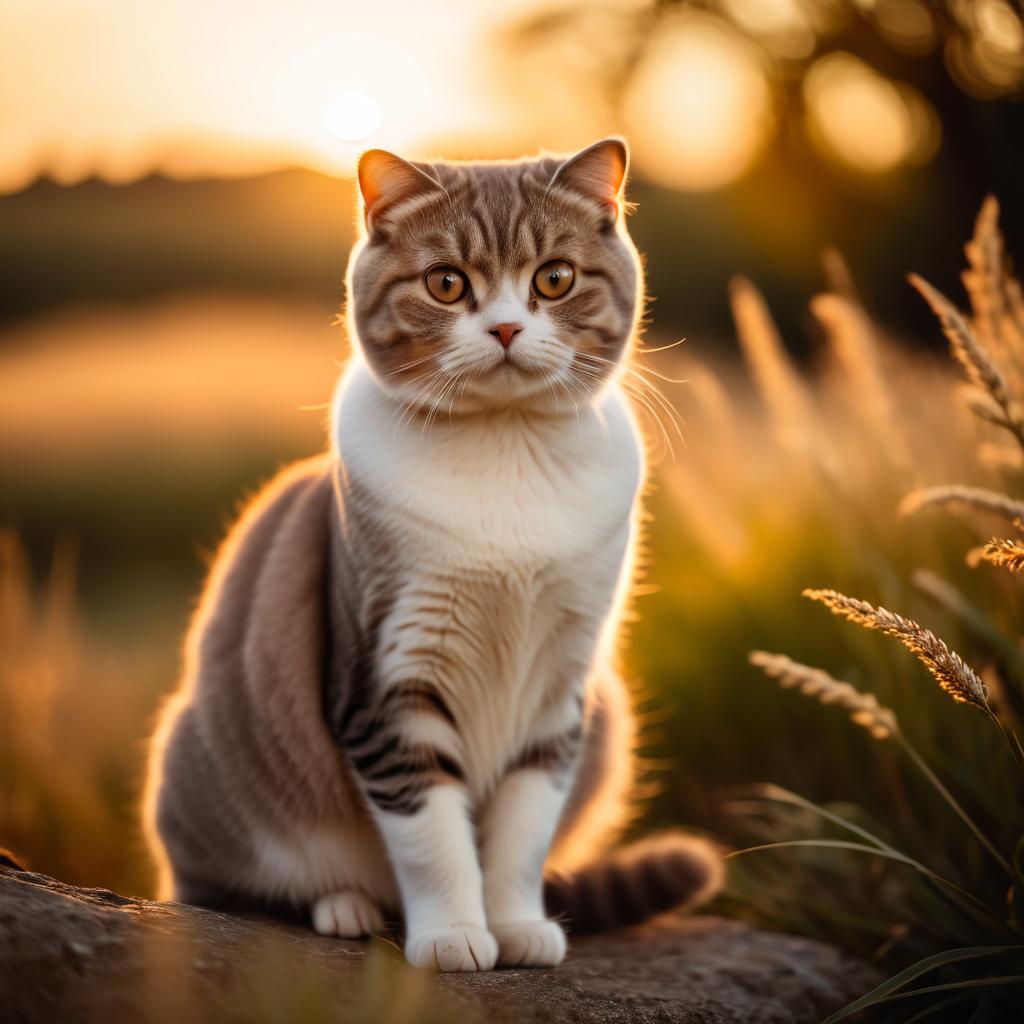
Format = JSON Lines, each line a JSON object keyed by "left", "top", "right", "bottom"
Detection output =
{"left": 543, "top": 833, "right": 722, "bottom": 934}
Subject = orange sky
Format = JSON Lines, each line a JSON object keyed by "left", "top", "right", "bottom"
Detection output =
{"left": 1, "top": 0, "right": 965, "bottom": 195}
{"left": 0, "top": 0, "right": 539, "bottom": 192}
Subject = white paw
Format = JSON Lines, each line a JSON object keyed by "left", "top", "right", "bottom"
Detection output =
{"left": 405, "top": 924, "right": 498, "bottom": 972}
{"left": 491, "top": 919, "right": 567, "bottom": 968}
{"left": 311, "top": 890, "right": 384, "bottom": 938}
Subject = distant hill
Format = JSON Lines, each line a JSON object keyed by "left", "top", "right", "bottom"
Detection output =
{"left": 0, "top": 169, "right": 357, "bottom": 326}
{"left": 1, "top": 160, "right": 1014, "bottom": 354}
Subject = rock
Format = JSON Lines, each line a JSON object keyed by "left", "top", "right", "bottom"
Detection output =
{"left": 0, "top": 864, "right": 877, "bottom": 1023}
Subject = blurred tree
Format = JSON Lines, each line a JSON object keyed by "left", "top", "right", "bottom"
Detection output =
{"left": 500, "top": 0, "right": 1024, "bottom": 353}
{"left": 507, "top": 1, "right": 1024, "bottom": 162}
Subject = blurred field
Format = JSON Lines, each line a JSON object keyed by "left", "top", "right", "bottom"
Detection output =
{"left": 0, "top": 296, "right": 340, "bottom": 892}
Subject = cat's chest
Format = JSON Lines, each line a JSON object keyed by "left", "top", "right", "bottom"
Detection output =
{"left": 335, "top": 367, "right": 642, "bottom": 571}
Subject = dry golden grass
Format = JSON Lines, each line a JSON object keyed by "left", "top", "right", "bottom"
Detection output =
{"left": 749, "top": 652, "right": 897, "bottom": 740}
{"left": 728, "top": 197, "right": 1024, "bottom": 1020}
{"left": 980, "top": 538, "right": 1024, "bottom": 573}
{"left": 802, "top": 588, "right": 990, "bottom": 712}
{"left": 0, "top": 531, "right": 160, "bottom": 892}
{"left": 909, "top": 272, "right": 1015, "bottom": 419}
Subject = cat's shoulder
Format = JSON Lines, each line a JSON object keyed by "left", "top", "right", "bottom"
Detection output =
{"left": 227, "top": 455, "right": 334, "bottom": 542}
{"left": 199, "top": 454, "right": 335, "bottom": 601}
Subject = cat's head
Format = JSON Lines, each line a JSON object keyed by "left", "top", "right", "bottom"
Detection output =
{"left": 345, "top": 139, "right": 641, "bottom": 413}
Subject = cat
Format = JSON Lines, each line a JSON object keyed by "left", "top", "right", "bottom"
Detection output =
{"left": 144, "top": 138, "right": 721, "bottom": 972}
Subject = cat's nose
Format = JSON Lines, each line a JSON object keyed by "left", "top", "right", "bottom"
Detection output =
{"left": 487, "top": 322, "right": 524, "bottom": 348}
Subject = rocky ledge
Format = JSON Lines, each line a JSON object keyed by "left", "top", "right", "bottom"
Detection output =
{"left": 0, "top": 863, "right": 877, "bottom": 1023}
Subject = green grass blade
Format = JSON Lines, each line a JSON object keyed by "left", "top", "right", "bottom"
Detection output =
{"left": 821, "top": 948, "right": 1024, "bottom": 1022}
{"left": 901, "top": 994, "right": 966, "bottom": 1023}
{"left": 726, "top": 841, "right": 1011, "bottom": 932}
{"left": 746, "top": 783, "right": 901, "bottom": 854}
{"left": 874, "top": 975, "right": 1024, "bottom": 1002}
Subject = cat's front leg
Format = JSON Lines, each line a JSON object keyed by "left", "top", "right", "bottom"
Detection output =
{"left": 340, "top": 680, "right": 496, "bottom": 971}
{"left": 376, "top": 786, "right": 497, "bottom": 971}
{"left": 479, "top": 710, "right": 582, "bottom": 967}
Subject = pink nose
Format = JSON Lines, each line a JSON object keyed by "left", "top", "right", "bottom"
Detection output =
{"left": 487, "top": 322, "right": 524, "bottom": 348}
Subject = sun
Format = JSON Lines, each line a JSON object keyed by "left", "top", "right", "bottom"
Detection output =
{"left": 323, "top": 90, "right": 383, "bottom": 143}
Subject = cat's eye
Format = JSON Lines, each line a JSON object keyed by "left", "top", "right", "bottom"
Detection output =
{"left": 425, "top": 267, "right": 467, "bottom": 304}
{"left": 533, "top": 260, "right": 575, "bottom": 300}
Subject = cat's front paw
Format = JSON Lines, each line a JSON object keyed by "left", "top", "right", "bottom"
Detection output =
{"left": 405, "top": 924, "right": 498, "bottom": 972}
{"left": 491, "top": 919, "right": 567, "bottom": 968}
{"left": 311, "top": 890, "right": 384, "bottom": 938}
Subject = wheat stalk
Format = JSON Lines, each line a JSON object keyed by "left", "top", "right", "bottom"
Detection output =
{"left": 751, "top": 647, "right": 1013, "bottom": 874}
{"left": 802, "top": 589, "right": 990, "bottom": 713}
{"left": 898, "top": 484, "right": 1024, "bottom": 522}
{"left": 909, "top": 272, "right": 1008, "bottom": 403}
{"left": 812, "top": 293, "right": 908, "bottom": 471}
{"left": 960, "top": 384, "right": 1015, "bottom": 430}
{"left": 821, "top": 246, "right": 859, "bottom": 301}
{"left": 963, "top": 196, "right": 1006, "bottom": 358}
{"left": 909, "top": 273, "right": 1024, "bottom": 452}
{"left": 1006, "top": 272, "right": 1024, "bottom": 345}
{"left": 729, "top": 276, "right": 819, "bottom": 451}
{"left": 750, "top": 651, "right": 896, "bottom": 739}
{"left": 980, "top": 539, "right": 1024, "bottom": 573}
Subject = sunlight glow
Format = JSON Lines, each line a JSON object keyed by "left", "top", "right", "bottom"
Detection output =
{"left": 804, "top": 53, "right": 939, "bottom": 173}
{"left": 723, "top": 0, "right": 816, "bottom": 59}
{"left": 323, "top": 90, "right": 383, "bottom": 143}
{"left": 623, "top": 15, "right": 771, "bottom": 191}
{"left": 0, "top": 0, "right": 507, "bottom": 191}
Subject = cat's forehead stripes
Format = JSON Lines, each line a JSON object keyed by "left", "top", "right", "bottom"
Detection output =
{"left": 391, "top": 162, "right": 595, "bottom": 282}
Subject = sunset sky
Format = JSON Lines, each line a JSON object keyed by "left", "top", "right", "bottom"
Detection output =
{"left": 0, "top": 0, "right": 532, "bottom": 192}
{"left": 3, "top": 0, "right": 1019, "bottom": 195}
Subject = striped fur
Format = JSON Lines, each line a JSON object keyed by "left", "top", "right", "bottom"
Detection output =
{"left": 145, "top": 140, "right": 721, "bottom": 972}
{"left": 544, "top": 834, "right": 723, "bottom": 933}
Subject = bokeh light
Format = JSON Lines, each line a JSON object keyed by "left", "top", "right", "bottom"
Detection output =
{"left": 722, "top": 0, "right": 816, "bottom": 59}
{"left": 872, "top": 0, "right": 937, "bottom": 55}
{"left": 804, "top": 52, "right": 939, "bottom": 173}
{"left": 950, "top": 0, "right": 1024, "bottom": 97}
{"left": 623, "top": 15, "right": 772, "bottom": 191}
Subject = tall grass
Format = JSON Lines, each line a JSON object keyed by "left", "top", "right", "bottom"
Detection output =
{"left": 0, "top": 531, "right": 157, "bottom": 893}
{"left": 740, "top": 200, "right": 1024, "bottom": 1021}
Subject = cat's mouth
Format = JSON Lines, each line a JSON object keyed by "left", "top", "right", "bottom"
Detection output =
{"left": 489, "top": 360, "right": 545, "bottom": 386}
{"left": 491, "top": 350, "right": 546, "bottom": 377}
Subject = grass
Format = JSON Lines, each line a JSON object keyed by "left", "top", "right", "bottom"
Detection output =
{"left": 733, "top": 198, "right": 1024, "bottom": 1020}
{"left": 1, "top": 207, "right": 1023, "bottom": 1019}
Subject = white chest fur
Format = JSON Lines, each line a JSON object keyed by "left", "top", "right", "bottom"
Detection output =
{"left": 331, "top": 361, "right": 643, "bottom": 792}
{"left": 332, "top": 360, "right": 642, "bottom": 572}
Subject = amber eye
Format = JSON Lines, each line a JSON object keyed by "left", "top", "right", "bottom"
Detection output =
{"left": 533, "top": 260, "right": 575, "bottom": 300}
{"left": 425, "top": 267, "right": 467, "bottom": 304}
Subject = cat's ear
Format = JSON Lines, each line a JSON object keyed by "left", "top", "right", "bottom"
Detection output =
{"left": 550, "top": 138, "right": 629, "bottom": 218}
{"left": 357, "top": 150, "right": 444, "bottom": 229}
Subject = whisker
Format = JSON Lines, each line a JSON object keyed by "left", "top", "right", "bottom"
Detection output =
{"left": 578, "top": 354, "right": 681, "bottom": 458}
{"left": 635, "top": 337, "right": 687, "bottom": 356}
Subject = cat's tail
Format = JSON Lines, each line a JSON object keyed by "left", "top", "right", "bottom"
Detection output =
{"left": 543, "top": 832, "right": 723, "bottom": 934}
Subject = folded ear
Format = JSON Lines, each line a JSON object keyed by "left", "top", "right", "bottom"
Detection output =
{"left": 357, "top": 149, "right": 444, "bottom": 229}
{"left": 549, "top": 137, "right": 629, "bottom": 217}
